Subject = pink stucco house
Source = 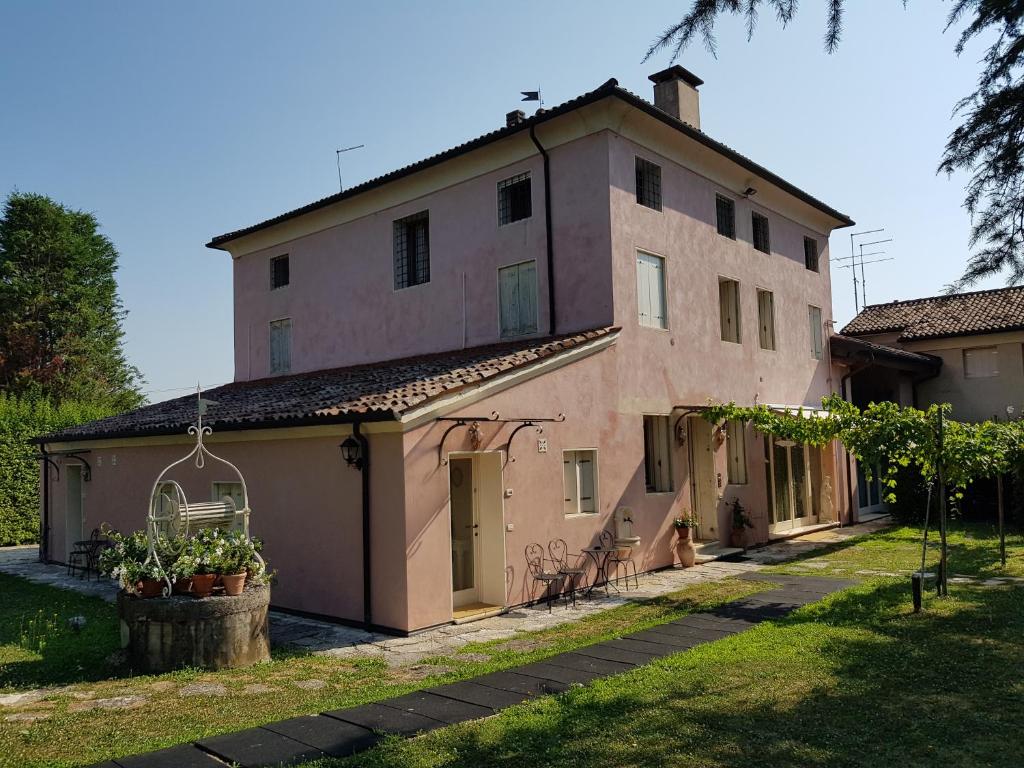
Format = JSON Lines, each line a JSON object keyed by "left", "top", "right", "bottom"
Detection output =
{"left": 39, "top": 68, "right": 859, "bottom": 633}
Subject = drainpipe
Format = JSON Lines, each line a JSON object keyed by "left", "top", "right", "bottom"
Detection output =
{"left": 353, "top": 421, "right": 372, "bottom": 629}
{"left": 840, "top": 358, "right": 872, "bottom": 526}
{"left": 40, "top": 444, "right": 50, "bottom": 564}
{"left": 529, "top": 123, "right": 556, "bottom": 335}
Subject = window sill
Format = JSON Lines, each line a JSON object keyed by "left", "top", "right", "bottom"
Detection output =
{"left": 564, "top": 512, "right": 599, "bottom": 520}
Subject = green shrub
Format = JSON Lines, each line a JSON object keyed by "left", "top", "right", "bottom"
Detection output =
{"left": 0, "top": 394, "right": 114, "bottom": 545}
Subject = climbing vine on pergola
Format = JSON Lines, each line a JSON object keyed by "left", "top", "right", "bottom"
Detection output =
{"left": 702, "top": 395, "right": 1024, "bottom": 595}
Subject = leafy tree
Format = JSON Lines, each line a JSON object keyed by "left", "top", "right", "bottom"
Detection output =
{"left": 0, "top": 192, "right": 144, "bottom": 410}
{"left": 646, "top": 1, "right": 1024, "bottom": 288}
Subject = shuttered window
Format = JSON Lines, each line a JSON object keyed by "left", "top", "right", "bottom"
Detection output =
{"left": 563, "top": 450, "right": 598, "bottom": 515}
{"left": 804, "top": 237, "right": 820, "bottom": 272}
{"left": 635, "top": 157, "right": 662, "bottom": 211}
{"left": 719, "top": 278, "right": 741, "bottom": 343}
{"left": 643, "top": 415, "right": 674, "bottom": 492}
{"left": 757, "top": 289, "right": 776, "bottom": 350}
{"left": 498, "top": 260, "right": 538, "bottom": 338}
{"left": 752, "top": 213, "right": 770, "bottom": 254}
{"left": 636, "top": 251, "right": 667, "bottom": 329}
{"left": 808, "top": 305, "right": 823, "bottom": 360}
{"left": 269, "top": 318, "right": 291, "bottom": 374}
{"left": 726, "top": 420, "right": 748, "bottom": 484}
{"left": 393, "top": 211, "right": 430, "bottom": 289}
{"left": 498, "top": 173, "right": 532, "bottom": 225}
{"left": 716, "top": 195, "right": 736, "bottom": 238}
{"left": 964, "top": 346, "right": 998, "bottom": 378}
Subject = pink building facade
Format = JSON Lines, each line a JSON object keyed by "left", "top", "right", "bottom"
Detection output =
{"left": 40, "top": 69, "right": 856, "bottom": 633}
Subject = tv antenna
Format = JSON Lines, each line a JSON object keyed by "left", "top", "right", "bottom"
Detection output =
{"left": 336, "top": 144, "right": 365, "bottom": 192}
{"left": 835, "top": 229, "right": 894, "bottom": 312}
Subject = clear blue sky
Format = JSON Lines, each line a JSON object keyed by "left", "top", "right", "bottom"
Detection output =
{"left": 0, "top": 1, "right": 998, "bottom": 401}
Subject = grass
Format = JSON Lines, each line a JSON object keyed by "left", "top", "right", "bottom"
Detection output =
{"left": 281, "top": 522, "right": 1024, "bottom": 768}
{"left": 0, "top": 571, "right": 765, "bottom": 767}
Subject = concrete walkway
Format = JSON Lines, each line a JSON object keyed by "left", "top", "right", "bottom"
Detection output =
{"left": 0, "top": 518, "right": 892, "bottom": 669}
{"left": 85, "top": 572, "right": 859, "bottom": 768}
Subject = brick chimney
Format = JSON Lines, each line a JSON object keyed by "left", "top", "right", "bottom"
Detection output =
{"left": 648, "top": 65, "right": 703, "bottom": 128}
{"left": 506, "top": 109, "right": 526, "bottom": 128}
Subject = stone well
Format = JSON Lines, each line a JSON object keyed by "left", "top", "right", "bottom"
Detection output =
{"left": 117, "top": 585, "right": 270, "bottom": 673}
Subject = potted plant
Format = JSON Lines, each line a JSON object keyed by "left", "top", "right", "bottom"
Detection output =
{"left": 136, "top": 560, "right": 167, "bottom": 598}
{"left": 170, "top": 551, "right": 198, "bottom": 595}
{"left": 672, "top": 512, "right": 698, "bottom": 568}
{"left": 729, "top": 498, "right": 754, "bottom": 549}
{"left": 188, "top": 530, "right": 222, "bottom": 598}
{"left": 98, "top": 531, "right": 161, "bottom": 596}
{"left": 218, "top": 532, "right": 262, "bottom": 596}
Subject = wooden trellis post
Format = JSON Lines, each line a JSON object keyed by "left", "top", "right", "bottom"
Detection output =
{"left": 937, "top": 407, "right": 948, "bottom": 597}
{"left": 998, "top": 473, "right": 1006, "bottom": 568}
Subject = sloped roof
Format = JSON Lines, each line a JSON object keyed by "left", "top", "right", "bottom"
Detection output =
{"left": 842, "top": 286, "right": 1024, "bottom": 341}
{"left": 829, "top": 334, "right": 941, "bottom": 372}
{"left": 40, "top": 328, "right": 617, "bottom": 443}
{"left": 207, "top": 78, "right": 853, "bottom": 249}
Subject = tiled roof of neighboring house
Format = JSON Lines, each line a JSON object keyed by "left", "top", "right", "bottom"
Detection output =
{"left": 207, "top": 78, "right": 853, "bottom": 249}
{"left": 40, "top": 328, "right": 618, "bottom": 443}
{"left": 841, "top": 285, "right": 1024, "bottom": 341}
{"left": 829, "top": 334, "right": 941, "bottom": 372}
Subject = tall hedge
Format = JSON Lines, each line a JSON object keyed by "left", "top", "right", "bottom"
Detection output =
{"left": 0, "top": 394, "right": 113, "bottom": 545}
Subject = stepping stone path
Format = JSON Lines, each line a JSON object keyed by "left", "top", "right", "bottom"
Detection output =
{"left": 69, "top": 695, "right": 148, "bottom": 712}
{"left": 178, "top": 683, "right": 227, "bottom": 698}
{"left": 87, "top": 573, "right": 858, "bottom": 768}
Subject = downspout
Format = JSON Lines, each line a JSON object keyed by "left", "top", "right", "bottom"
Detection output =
{"left": 529, "top": 123, "right": 556, "bottom": 335}
{"left": 840, "top": 357, "right": 872, "bottom": 525}
{"left": 40, "top": 444, "right": 50, "bottom": 564}
{"left": 353, "top": 421, "right": 372, "bottom": 629}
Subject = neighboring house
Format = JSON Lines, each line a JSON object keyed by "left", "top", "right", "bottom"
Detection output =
{"left": 833, "top": 285, "right": 1024, "bottom": 516}
{"left": 38, "top": 68, "right": 856, "bottom": 634}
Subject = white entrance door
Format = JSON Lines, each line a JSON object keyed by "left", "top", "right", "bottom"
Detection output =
{"left": 65, "top": 465, "right": 83, "bottom": 561}
{"left": 450, "top": 458, "right": 479, "bottom": 607}
{"left": 688, "top": 417, "right": 719, "bottom": 542}
{"left": 765, "top": 438, "right": 820, "bottom": 533}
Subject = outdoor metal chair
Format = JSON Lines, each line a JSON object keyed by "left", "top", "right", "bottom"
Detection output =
{"left": 525, "top": 543, "right": 565, "bottom": 612}
{"left": 67, "top": 528, "right": 103, "bottom": 579}
{"left": 599, "top": 530, "right": 639, "bottom": 590}
{"left": 548, "top": 538, "right": 588, "bottom": 606}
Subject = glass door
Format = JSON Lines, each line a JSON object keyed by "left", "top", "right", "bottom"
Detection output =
{"left": 765, "top": 438, "right": 820, "bottom": 533}
{"left": 449, "top": 458, "right": 477, "bottom": 606}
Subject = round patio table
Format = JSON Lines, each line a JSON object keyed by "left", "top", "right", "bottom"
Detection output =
{"left": 580, "top": 546, "right": 620, "bottom": 596}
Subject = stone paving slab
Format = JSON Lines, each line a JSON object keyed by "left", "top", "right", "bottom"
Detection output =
{"left": 426, "top": 680, "right": 531, "bottom": 710}
{"left": 625, "top": 629, "right": 707, "bottom": 649}
{"left": 377, "top": 690, "right": 494, "bottom": 725}
{"left": 111, "top": 743, "right": 227, "bottom": 768}
{"left": 544, "top": 651, "right": 637, "bottom": 674}
{"left": 261, "top": 715, "right": 381, "bottom": 758}
{"left": 472, "top": 670, "right": 570, "bottom": 696}
{"left": 603, "top": 637, "right": 681, "bottom": 657}
{"left": 199, "top": 727, "right": 325, "bottom": 767}
{"left": 510, "top": 661, "right": 604, "bottom": 687}
{"left": 323, "top": 702, "right": 447, "bottom": 737}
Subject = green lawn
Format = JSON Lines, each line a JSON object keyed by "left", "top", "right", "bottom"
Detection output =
{"left": 288, "top": 523, "right": 1024, "bottom": 768}
{"left": 0, "top": 571, "right": 765, "bottom": 768}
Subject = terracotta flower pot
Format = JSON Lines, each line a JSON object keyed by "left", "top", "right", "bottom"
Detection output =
{"left": 191, "top": 573, "right": 217, "bottom": 598}
{"left": 676, "top": 526, "right": 691, "bottom": 540}
{"left": 675, "top": 535, "right": 696, "bottom": 568}
{"left": 220, "top": 572, "right": 247, "bottom": 596}
{"left": 138, "top": 579, "right": 164, "bottom": 599}
{"left": 172, "top": 577, "right": 193, "bottom": 595}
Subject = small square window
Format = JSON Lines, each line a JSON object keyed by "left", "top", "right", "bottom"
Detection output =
{"left": 757, "top": 289, "right": 776, "bottom": 351}
{"left": 804, "top": 237, "right": 820, "bottom": 272}
{"left": 394, "top": 212, "right": 430, "bottom": 289}
{"left": 270, "top": 255, "right": 289, "bottom": 290}
{"left": 563, "top": 450, "right": 598, "bottom": 515}
{"left": 498, "top": 173, "right": 531, "bottom": 225}
{"left": 964, "top": 346, "right": 998, "bottom": 378}
{"left": 752, "top": 213, "right": 770, "bottom": 254}
{"left": 643, "top": 415, "right": 674, "bottom": 493}
{"left": 719, "top": 278, "right": 741, "bottom": 344}
{"left": 716, "top": 195, "right": 736, "bottom": 239}
{"left": 635, "top": 157, "right": 662, "bottom": 211}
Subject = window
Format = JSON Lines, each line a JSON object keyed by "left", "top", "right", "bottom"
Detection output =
{"left": 752, "top": 212, "right": 770, "bottom": 254}
{"left": 719, "top": 278, "right": 741, "bottom": 343}
{"left": 757, "top": 289, "right": 776, "bottom": 350}
{"left": 498, "top": 260, "right": 538, "bottom": 338}
{"left": 716, "top": 195, "right": 736, "bottom": 238}
{"left": 804, "top": 237, "right": 819, "bottom": 272}
{"left": 269, "top": 318, "right": 291, "bottom": 374}
{"left": 212, "top": 482, "right": 244, "bottom": 510}
{"left": 643, "top": 415, "right": 674, "bottom": 492}
{"left": 964, "top": 346, "right": 999, "bottom": 378}
{"left": 498, "top": 173, "right": 531, "bottom": 225}
{"left": 636, "top": 251, "right": 667, "bottom": 329}
{"left": 725, "top": 420, "right": 748, "bottom": 485}
{"left": 393, "top": 211, "right": 430, "bottom": 289}
{"left": 808, "top": 305, "right": 823, "bottom": 360}
{"left": 563, "top": 450, "right": 597, "bottom": 515}
{"left": 270, "top": 255, "right": 289, "bottom": 290}
{"left": 635, "top": 157, "right": 662, "bottom": 211}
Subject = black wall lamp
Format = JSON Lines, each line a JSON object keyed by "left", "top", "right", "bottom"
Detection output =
{"left": 339, "top": 436, "right": 364, "bottom": 470}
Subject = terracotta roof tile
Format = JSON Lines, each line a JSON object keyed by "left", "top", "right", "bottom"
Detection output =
{"left": 841, "top": 286, "right": 1024, "bottom": 341}
{"left": 41, "top": 328, "right": 617, "bottom": 443}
